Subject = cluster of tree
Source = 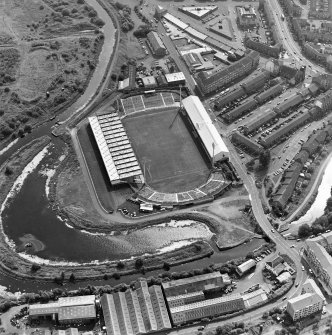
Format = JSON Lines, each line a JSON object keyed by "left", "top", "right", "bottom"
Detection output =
{"left": 259, "top": 149, "right": 271, "bottom": 168}
{"left": 298, "top": 195, "right": 332, "bottom": 238}
{"left": 114, "top": 3, "right": 134, "bottom": 32}
{"left": 133, "top": 25, "right": 153, "bottom": 38}
{"left": 215, "top": 321, "right": 245, "bottom": 335}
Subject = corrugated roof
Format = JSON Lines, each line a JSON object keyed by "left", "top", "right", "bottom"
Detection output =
{"left": 58, "top": 305, "right": 96, "bottom": 321}
{"left": 163, "top": 271, "right": 222, "bottom": 289}
{"left": 237, "top": 259, "right": 256, "bottom": 273}
{"left": 185, "top": 27, "right": 207, "bottom": 40}
{"left": 182, "top": 96, "right": 229, "bottom": 159}
{"left": 89, "top": 114, "right": 143, "bottom": 183}
{"left": 163, "top": 13, "right": 189, "bottom": 30}
{"left": 170, "top": 293, "right": 243, "bottom": 313}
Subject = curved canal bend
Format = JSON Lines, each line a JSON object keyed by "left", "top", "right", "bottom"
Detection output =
{"left": 0, "top": 0, "right": 266, "bottom": 293}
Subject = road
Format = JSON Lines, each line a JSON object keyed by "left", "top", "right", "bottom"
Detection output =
{"left": 269, "top": 0, "right": 324, "bottom": 76}
{"left": 158, "top": 23, "right": 197, "bottom": 93}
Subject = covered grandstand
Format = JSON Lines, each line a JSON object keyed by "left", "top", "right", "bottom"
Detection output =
{"left": 89, "top": 113, "right": 143, "bottom": 185}
{"left": 182, "top": 96, "right": 229, "bottom": 162}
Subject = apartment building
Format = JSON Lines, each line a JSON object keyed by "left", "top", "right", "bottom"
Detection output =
{"left": 195, "top": 51, "right": 259, "bottom": 95}
{"left": 287, "top": 279, "right": 325, "bottom": 321}
{"left": 303, "top": 237, "right": 332, "bottom": 298}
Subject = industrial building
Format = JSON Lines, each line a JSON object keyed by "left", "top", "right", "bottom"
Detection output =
{"left": 147, "top": 31, "right": 166, "bottom": 56}
{"left": 241, "top": 289, "right": 268, "bottom": 308}
{"left": 101, "top": 280, "right": 171, "bottom": 335}
{"left": 170, "top": 294, "right": 245, "bottom": 325}
{"left": 181, "top": 96, "right": 229, "bottom": 162}
{"left": 231, "top": 132, "right": 262, "bottom": 155}
{"left": 29, "top": 296, "right": 96, "bottom": 325}
{"left": 178, "top": 5, "right": 218, "bottom": 19}
{"left": 287, "top": 279, "right": 325, "bottom": 321}
{"left": 165, "top": 72, "right": 186, "bottom": 86}
{"left": 162, "top": 271, "right": 224, "bottom": 297}
{"left": 236, "top": 259, "right": 256, "bottom": 276}
{"left": 166, "top": 291, "right": 205, "bottom": 308}
{"left": 195, "top": 50, "right": 259, "bottom": 95}
{"left": 89, "top": 113, "right": 143, "bottom": 185}
{"left": 53, "top": 328, "right": 79, "bottom": 335}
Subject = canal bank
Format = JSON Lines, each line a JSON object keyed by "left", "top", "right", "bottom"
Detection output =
{"left": 291, "top": 153, "right": 332, "bottom": 226}
{"left": 0, "top": 141, "right": 265, "bottom": 292}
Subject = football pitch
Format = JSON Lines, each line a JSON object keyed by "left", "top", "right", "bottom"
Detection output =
{"left": 122, "top": 108, "right": 211, "bottom": 193}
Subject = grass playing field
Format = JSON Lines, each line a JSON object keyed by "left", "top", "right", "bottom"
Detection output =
{"left": 122, "top": 108, "right": 211, "bottom": 193}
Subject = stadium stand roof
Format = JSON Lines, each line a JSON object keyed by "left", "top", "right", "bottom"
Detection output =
{"left": 163, "top": 13, "right": 189, "bottom": 30}
{"left": 185, "top": 27, "right": 207, "bottom": 40}
{"left": 182, "top": 96, "right": 229, "bottom": 161}
{"left": 89, "top": 113, "right": 143, "bottom": 184}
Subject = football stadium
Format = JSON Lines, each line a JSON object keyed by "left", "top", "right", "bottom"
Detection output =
{"left": 87, "top": 92, "right": 230, "bottom": 207}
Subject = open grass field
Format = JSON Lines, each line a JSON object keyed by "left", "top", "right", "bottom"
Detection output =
{"left": 0, "top": 0, "right": 104, "bottom": 142}
{"left": 122, "top": 108, "right": 211, "bottom": 193}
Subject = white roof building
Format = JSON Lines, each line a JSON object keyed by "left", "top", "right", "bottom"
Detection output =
{"left": 242, "top": 288, "right": 268, "bottom": 308}
{"left": 165, "top": 72, "right": 186, "bottom": 84}
{"left": 89, "top": 113, "right": 143, "bottom": 185}
{"left": 236, "top": 259, "right": 256, "bottom": 276}
{"left": 182, "top": 96, "right": 229, "bottom": 162}
{"left": 287, "top": 292, "right": 324, "bottom": 321}
{"left": 276, "top": 271, "right": 292, "bottom": 283}
{"left": 302, "top": 278, "right": 325, "bottom": 302}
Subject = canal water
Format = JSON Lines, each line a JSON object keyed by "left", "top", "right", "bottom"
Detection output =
{"left": 0, "top": 145, "right": 264, "bottom": 293}
{"left": 292, "top": 155, "right": 332, "bottom": 226}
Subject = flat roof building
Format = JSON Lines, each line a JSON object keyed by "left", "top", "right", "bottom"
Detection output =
{"left": 142, "top": 76, "right": 157, "bottom": 88}
{"left": 29, "top": 295, "right": 96, "bottom": 325}
{"left": 287, "top": 292, "right": 324, "bottom": 321}
{"left": 182, "top": 96, "right": 229, "bottom": 162}
{"left": 165, "top": 72, "right": 186, "bottom": 86}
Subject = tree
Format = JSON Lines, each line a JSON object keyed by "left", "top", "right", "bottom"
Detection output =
{"left": 135, "top": 258, "right": 143, "bottom": 269}
{"left": 116, "top": 261, "right": 125, "bottom": 269}
{"left": 163, "top": 262, "right": 170, "bottom": 271}
{"left": 31, "top": 264, "right": 41, "bottom": 272}
{"left": 298, "top": 223, "right": 312, "bottom": 238}
{"left": 4, "top": 166, "right": 13, "bottom": 176}
{"left": 259, "top": 149, "right": 271, "bottom": 167}
{"left": 69, "top": 273, "right": 76, "bottom": 283}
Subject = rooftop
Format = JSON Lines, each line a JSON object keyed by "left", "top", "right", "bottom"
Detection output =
{"left": 182, "top": 96, "right": 229, "bottom": 160}
{"left": 162, "top": 271, "right": 222, "bottom": 289}
{"left": 170, "top": 294, "right": 242, "bottom": 313}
